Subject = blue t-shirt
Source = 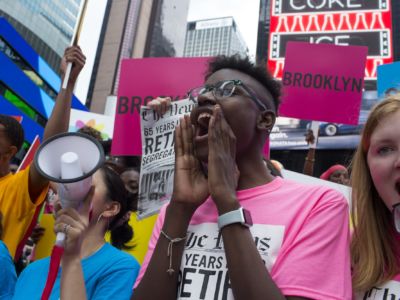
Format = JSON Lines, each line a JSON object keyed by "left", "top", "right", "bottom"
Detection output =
{"left": 13, "top": 243, "right": 140, "bottom": 300}
{"left": 0, "top": 241, "right": 17, "bottom": 300}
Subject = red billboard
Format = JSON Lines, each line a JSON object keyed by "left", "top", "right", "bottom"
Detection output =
{"left": 268, "top": 0, "right": 393, "bottom": 80}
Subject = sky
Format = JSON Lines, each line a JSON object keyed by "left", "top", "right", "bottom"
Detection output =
{"left": 76, "top": 0, "right": 107, "bottom": 103}
{"left": 187, "top": 0, "right": 261, "bottom": 59}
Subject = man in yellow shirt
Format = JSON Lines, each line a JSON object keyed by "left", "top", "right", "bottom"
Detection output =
{"left": 0, "top": 46, "right": 86, "bottom": 259}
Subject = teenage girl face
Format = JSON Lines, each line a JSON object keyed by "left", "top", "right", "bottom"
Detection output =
{"left": 367, "top": 109, "right": 400, "bottom": 210}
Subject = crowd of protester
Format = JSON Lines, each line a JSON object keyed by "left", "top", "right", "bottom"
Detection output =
{"left": 1, "top": 44, "right": 400, "bottom": 300}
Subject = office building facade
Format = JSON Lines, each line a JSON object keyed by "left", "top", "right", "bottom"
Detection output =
{"left": 87, "top": 0, "right": 142, "bottom": 114}
{"left": 183, "top": 17, "right": 248, "bottom": 58}
{"left": 88, "top": 0, "right": 189, "bottom": 114}
{"left": 144, "top": 0, "right": 190, "bottom": 57}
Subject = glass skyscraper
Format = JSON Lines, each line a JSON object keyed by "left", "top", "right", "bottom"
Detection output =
{"left": 145, "top": 0, "right": 190, "bottom": 57}
{"left": 183, "top": 17, "right": 248, "bottom": 58}
{"left": 0, "top": 0, "right": 81, "bottom": 71}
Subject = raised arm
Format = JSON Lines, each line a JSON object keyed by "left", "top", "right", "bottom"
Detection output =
{"left": 303, "top": 129, "right": 316, "bottom": 176}
{"left": 29, "top": 46, "right": 86, "bottom": 202}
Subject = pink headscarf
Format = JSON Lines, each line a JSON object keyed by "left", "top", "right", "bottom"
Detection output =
{"left": 320, "top": 165, "right": 347, "bottom": 180}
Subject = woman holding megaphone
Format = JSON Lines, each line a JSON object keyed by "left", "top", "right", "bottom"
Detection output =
{"left": 13, "top": 165, "right": 140, "bottom": 299}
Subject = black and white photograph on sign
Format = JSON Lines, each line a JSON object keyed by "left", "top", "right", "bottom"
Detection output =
{"left": 138, "top": 99, "right": 195, "bottom": 219}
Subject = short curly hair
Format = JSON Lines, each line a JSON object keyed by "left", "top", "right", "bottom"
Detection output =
{"left": 0, "top": 114, "right": 24, "bottom": 152}
{"left": 77, "top": 126, "right": 103, "bottom": 142}
{"left": 206, "top": 55, "right": 281, "bottom": 112}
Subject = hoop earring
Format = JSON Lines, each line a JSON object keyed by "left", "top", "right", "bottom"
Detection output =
{"left": 96, "top": 214, "right": 103, "bottom": 224}
{"left": 96, "top": 213, "right": 110, "bottom": 230}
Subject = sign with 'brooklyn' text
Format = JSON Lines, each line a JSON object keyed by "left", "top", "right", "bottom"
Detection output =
{"left": 280, "top": 42, "right": 367, "bottom": 124}
{"left": 112, "top": 57, "right": 209, "bottom": 156}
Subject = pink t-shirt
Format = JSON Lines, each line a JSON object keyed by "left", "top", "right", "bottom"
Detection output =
{"left": 135, "top": 177, "right": 352, "bottom": 299}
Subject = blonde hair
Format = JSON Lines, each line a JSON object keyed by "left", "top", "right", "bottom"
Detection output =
{"left": 351, "top": 94, "right": 400, "bottom": 292}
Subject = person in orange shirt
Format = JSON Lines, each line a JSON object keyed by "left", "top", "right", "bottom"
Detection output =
{"left": 0, "top": 45, "right": 86, "bottom": 259}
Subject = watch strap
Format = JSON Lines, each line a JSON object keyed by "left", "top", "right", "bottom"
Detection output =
{"left": 218, "top": 207, "right": 252, "bottom": 229}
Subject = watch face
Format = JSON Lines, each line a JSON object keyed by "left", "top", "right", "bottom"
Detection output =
{"left": 243, "top": 208, "right": 253, "bottom": 226}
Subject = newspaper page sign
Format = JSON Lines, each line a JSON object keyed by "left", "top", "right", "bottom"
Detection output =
{"left": 112, "top": 57, "right": 209, "bottom": 156}
{"left": 138, "top": 99, "right": 195, "bottom": 219}
{"left": 280, "top": 42, "right": 368, "bottom": 125}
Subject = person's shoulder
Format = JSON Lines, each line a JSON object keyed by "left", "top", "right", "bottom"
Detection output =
{"left": 280, "top": 177, "right": 342, "bottom": 193}
{"left": 103, "top": 244, "right": 140, "bottom": 269}
{"left": 0, "top": 241, "right": 13, "bottom": 261}
{"left": 0, "top": 172, "right": 12, "bottom": 184}
{"left": 18, "top": 256, "right": 50, "bottom": 278}
{"left": 0, "top": 173, "right": 16, "bottom": 187}
{"left": 11, "top": 167, "right": 30, "bottom": 179}
{"left": 280, "top": 178, "right": 348, "bottom": 205}
{"left": 0, "top": 167, "right": 30, "bottom": 186}
{"left": 25, "top": 256, "right": 50, "bottom": 269}
{"left": 0, "top": 240, "right": 9, "bottom": 252}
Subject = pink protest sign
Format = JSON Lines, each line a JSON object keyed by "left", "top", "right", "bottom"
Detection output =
{"left": 280, "top": 42, "right": 368, "bottom": 125}
{"left": 112, "top": 57, "right": 210, "bottom": 156}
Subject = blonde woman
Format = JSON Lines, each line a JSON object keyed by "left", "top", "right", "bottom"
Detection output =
{"left": 351, "top": 94, "right": 400, "bottom": 298}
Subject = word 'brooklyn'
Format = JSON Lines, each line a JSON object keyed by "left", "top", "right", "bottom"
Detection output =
{"left": 282, "top": 71, "right": 362, "bottom": 92}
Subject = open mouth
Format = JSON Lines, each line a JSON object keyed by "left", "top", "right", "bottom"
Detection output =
{"left": 196, "top": 112, "right": 212, "bottom": 137}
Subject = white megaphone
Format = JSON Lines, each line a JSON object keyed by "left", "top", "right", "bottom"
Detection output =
{"left": 34, "top": 132, "right": 105, "bottom": 246}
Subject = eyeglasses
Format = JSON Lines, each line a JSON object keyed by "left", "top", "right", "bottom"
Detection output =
{"left": 188, "top": 80, "right": 267, "bottom": 111}
{"left": 393, "top": 203, "right": 400, "bottom": 233}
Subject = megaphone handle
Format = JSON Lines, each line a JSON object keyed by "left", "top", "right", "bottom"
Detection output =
{"left": 56, "top": 232, "right": 66, "bottom": 247}
{"left": 62, "top": 62, "right": 73, "bottom": 90}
